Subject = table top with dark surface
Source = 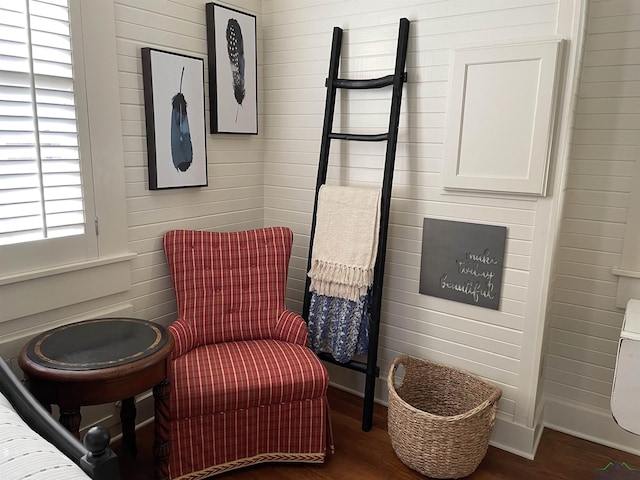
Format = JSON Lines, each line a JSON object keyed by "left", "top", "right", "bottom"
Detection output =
{"left": 23, "top": 317, "right": 170, "bottom": 372}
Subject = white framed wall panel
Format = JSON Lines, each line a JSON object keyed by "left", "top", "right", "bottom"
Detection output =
{"left": 443, "top": 40, "right": 563, "bottom": 195}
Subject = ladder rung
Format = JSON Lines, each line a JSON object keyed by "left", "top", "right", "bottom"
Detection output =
{"left": 317, "top": 352, "right": 380, "bottom": 376}
{"left": 327, "top": 72, "right": 407, "bottom": 89}
{"left": 328, "top": 132, "right": 388, "bottom": 142}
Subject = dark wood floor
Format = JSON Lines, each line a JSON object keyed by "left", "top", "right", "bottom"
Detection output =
{"left": 114, "top": 387, "right": 640, "bottom": 479}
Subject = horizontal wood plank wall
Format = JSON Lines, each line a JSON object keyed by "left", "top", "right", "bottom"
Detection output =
{"left": 114, "top": 0, "right": 265, "bottom": 325}
{"left": 0, "top": 0, "right": 267, "bottom": 438}
{"left": 262, "top": 0, "right": 563, "bottom": 442}
{"left": 0, "top": 2, "right": 264, "bottom": 353}
{"left": 544, "top": 0, "right": 640, "bottom": 454}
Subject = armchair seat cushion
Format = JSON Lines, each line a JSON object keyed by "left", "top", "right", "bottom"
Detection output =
{"left": 171, "top": 339, "right": 328, "bottom": 420}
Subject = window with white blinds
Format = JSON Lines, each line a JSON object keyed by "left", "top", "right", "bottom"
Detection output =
{"left": 0, "top": 0, "right": 85, "bottom": 247}
{"left": 0, "top": 0, "right": 132, "bottom": 322}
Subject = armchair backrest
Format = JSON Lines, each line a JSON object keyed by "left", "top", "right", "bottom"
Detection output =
{"left": 163, "top": 227, "right": 293, "bottom": 345}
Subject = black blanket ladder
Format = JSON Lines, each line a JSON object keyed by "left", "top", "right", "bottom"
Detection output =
{"left": 302, "top": 18, "right": 410, "bottom": 432}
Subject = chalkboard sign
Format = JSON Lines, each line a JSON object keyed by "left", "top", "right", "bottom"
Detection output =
{"left": 419, "top": 218, "right": 506, "bottom": 310}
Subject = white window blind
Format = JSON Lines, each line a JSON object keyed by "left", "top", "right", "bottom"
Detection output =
{"left": 0, "top": 0, "right": 133, "bottom": 322}
{"left": 0, "top": 0, "right": 85, "bottom": 247}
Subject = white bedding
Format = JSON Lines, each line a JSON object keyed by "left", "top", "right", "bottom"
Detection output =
{"left": 0, "top": 392, "right": 91, "bottom": 480}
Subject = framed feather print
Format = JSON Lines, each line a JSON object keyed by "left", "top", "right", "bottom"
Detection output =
{"left": 141, "top": 48, "right": 208, "bottom": 189}
{"left": 206, "top": 3, "right": 258, "bottom": 134}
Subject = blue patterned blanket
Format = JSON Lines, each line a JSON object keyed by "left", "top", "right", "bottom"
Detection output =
{"left": 307, "top": 292, "right": 370, "bottom": 363}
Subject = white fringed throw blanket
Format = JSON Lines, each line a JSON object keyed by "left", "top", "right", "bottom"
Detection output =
{"left": 308, "top": 185, "right": 381, "bottom": 302}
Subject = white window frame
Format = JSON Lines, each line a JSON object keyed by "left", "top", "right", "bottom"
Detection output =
{"left": 0, "top": 0, "right": 133, "bottom": 323}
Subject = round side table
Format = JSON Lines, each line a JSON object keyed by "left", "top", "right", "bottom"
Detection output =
{"left": 19, "top": 317, "right": 175, "bottom": 480}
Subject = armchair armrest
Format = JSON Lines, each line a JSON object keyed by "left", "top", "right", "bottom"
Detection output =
{"left": 168, "top": 318, "right": 197, "bottom": 359}
{"left": 274, "top": 310, "right": 308, "bottom": 346}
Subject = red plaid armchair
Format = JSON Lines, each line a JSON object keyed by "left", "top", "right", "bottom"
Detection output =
{"left": 163, "top": 227, "right": 331, "bottom": 479}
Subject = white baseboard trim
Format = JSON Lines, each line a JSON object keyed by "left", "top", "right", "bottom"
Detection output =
{"left": 544, "top": 395, "right": 640, "bottom": 457}
{"left": 490, "top": 413, "right": 541, "bottom": 460}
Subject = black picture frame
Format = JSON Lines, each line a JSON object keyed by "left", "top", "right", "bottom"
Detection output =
{"left": 206, "top": 3, "right": 258, "bottom": 134}
{"left": 141, "top": 47, "right": 208, "bottom": 190}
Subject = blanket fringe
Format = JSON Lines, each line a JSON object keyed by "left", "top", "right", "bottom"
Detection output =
{"left": 308, "top": 259, "right": 374, "bottom": 287}
{"left": 308, "top": 259, "right": 373, "bottom": 302}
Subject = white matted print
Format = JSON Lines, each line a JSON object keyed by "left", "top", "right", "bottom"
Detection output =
{"left": 206, "top": 3, "right": 258, "bottom": 134}
{"left": 141, "top": 48, "right": 208, "bottom": 189}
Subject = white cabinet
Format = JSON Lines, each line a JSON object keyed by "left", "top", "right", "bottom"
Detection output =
{"left": 443, "top": 40, "right": 563, "bottom": 196}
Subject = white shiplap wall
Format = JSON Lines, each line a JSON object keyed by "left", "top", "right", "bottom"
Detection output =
{"left": 114, "top": 0, "right": 265, "bottom": 325}
{"left": 262, "top": 0, "right": 582, "bottom": 458}
{"left": 544, "top": 0, "right": 640, "bottom": 454}
{"left": 0, "top": 0, "right": 267, "bottom": 438}
{"left": 2, "top": 0, "right": 620, "bottom": 459}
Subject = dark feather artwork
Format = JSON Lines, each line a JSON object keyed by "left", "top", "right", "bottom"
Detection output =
{"left": 170, "top": 67, "right": 193, "bottom": 172}
{"left": 226, "top": 18, "right": 245, "bottom": 121}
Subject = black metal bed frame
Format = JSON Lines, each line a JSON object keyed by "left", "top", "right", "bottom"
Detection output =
{"left": 0, "top": 357, "right": 119, "bottom": 479}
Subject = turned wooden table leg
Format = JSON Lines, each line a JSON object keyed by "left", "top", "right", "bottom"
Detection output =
{"left": 121, "top": 396, "right": 138, "bottom": 457}
{"left": 153, "top": 377, "right": 171, "bottom": 480}
{"left": 59, "top": 408, "right": 82, "bottom": 439}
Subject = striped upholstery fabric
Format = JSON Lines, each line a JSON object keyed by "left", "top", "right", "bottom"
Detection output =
{"left": 163, "top": 227, "right": 331, "bottom": 479}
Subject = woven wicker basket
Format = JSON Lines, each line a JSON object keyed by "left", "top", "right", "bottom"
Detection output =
{"left": 387, "top": 355, "right": 502, "bottom": 479}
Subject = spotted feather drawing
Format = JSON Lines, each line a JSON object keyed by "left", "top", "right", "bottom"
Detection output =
{"left": 226, "top": 18, "right": 245, "bottom": 121}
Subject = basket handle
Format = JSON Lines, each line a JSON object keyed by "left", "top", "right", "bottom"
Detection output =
{"left": 483, "top": 388, "right": 502, "bottom": 429}
{"left": 388, "top": 355, "right": 410, "bottom": 391}
{"left": 488, "top": 394, "right": 500, "bottom": 428}
{"left": 489, "top": 407, "right": 497, "bottom": 429}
